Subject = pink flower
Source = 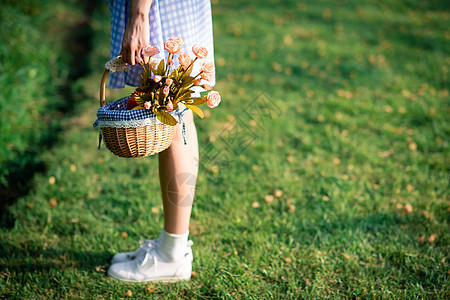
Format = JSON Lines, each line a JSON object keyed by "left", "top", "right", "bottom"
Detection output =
{"left": 163, "top": 85, "right": 170, "bottom": 95}
{"left": 201, "top": 71, "right": 215, "bottom": 82}
{"left": 165, "top": 78, "right": 173, "bottom": 86}
{"left": 178, "top": 53, "right": 192, "bottom": 70}
{"left": 201, "top": 61, "right": 215, "bottom": 74}
{"left": 153, "top": 75, "right": 162, "bottom": 83}
{"left": 192, "top": 44, "right": 208, "bottom": 59}
{"left": 194, "top": 78, "right": 202, "bottom": 86}
{"left": 201, "top": 84, "right": 213, "bottom": 90}
{"left": 144, "top": 102, "right": 152, "bottom": 110}
{"left": 206, "top": 91, "right": 221, "bottom": 108}
{"left": 141, "top": 45, "right": 160, "bottom": 57}
{"left": 172, "top": 37, "right": 184, "bottom": 47}
{"left": 166, "top": 100, "right": 173, "bottom": 111}
{"left": 164, "top": 38, "right": 182, "bottom": 54}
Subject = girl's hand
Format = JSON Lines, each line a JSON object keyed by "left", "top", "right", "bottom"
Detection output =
{"left": 120, "top": 0, "right": 153, "bottom": 65}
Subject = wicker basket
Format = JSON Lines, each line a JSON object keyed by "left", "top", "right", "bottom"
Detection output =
{"left": 95, "top": 70, "right": 177, "bottom": 158}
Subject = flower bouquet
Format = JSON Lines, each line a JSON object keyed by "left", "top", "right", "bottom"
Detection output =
{"left": 94, "top": 37, "right": 220, "bottom": 158}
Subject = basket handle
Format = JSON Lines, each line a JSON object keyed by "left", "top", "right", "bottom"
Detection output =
{"left": 99, "top": 69, "right": 109, "bottom": 108}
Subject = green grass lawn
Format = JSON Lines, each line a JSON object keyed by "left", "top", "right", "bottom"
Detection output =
{"left": 1, "top": 0, "right": 449, "bottom": 298}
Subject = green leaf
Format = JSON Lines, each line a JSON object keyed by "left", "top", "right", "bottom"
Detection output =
{"left": 185, "top": 104, "right": 204, "bottom": 119}
{"left": 156, "top": 59, "right": 165, "bottom": 75}
{"left": 155, "top": 110, "right": 177, "bottom": 126}
{"left": 184, "top": 97, "right": 206, "bottom": 106}
{"left": 140, "top": 64, "right": 152, "bottom": 86}
{"left": 171, "top": 68, "right": 179, "bottom": 80}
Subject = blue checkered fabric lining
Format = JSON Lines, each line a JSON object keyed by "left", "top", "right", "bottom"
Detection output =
{"left": 108, "top": 0, "right": 215, "bottom": 89}
{"left": 93, "top": 96, "right": 184, "bottom": 125}
{"left": 95, "top": 96, "right": 157, "bottom": 122}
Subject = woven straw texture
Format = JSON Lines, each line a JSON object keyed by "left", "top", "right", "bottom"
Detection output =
{"left": 96, "top": 96, "right": 177, "bottom": 158}
{"left": 101, "top": 124, "right": 175, "bottom": 158}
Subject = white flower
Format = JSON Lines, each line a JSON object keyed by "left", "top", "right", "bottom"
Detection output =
{"left": 105, "top": 56, "right": 130, "bottom": 73}
{"left": 150, "top": 57, "right": 161, "bottom": 70}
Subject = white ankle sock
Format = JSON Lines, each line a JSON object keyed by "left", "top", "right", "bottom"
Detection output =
{"left": 158, "top": 229, "right": 189, "bottom": 262}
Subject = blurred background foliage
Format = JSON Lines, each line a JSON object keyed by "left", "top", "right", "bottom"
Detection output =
{"left": 0, "top": 0, "right": 98, "bottom": 209}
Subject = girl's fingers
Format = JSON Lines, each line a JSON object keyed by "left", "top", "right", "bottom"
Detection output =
{"left": 129, "top": 50, "right": 135, "bottom": 65}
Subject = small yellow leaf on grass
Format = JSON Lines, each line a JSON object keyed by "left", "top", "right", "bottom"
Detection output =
{"left": 191, "top": 271, "right": 199, "bottom": 277}
{"left": 151, "top": 206, "right": 160, "bottom": 213}
{"left": 226, "top": 115, "right": 235, "bottom": 122}
{"left": 252, "top": 165, "right": 259, "bottom": 171}
{"left": 418, "top": 235, "right": 426, "bottom": 243}
{"left": 406, "top": 184, "right": 414, "bottom": 192}
{"left": 409, "top": 142, "right": 417, "bottom": 151}
{"left": 210, "top": 165, "right": 219, "bottom": 173}
{"left": 429, "top": 107, "right": 436, "bottom": 117}
{"left": 428, "top": 233, "right": 436, "bottom": 243}
{"left": 283, "top": 35, "right": 293, "bottom": 45}
{"left": 217, "top": 57, "right": 226, "bottom": 67}
{"left": 70, "top": 164, "right": 77, "bottom": 172}
{"left": 322, "top": 196, "right": 329, "bottom": 201}
{"left": 288, "top": 204, "right": 296, "bottom": 212}
{"left": 95, "top": 265, "right": 106, "bottom": 272}
{"left": 265, "top": 195, "right": 274, "bottom": 203}
{"left": 49, "top": 176, "right": 56, "bottom": 185}
{"left": 121, "top": 232, "right": 128, "bottom": 238}
{"left": 332, "top": 157, "right": 340, "bottom": 165}
{"left": 49, "top": 198, "right": 58, "bottom": 208}
{"left": 147, "top": 284, "right": 157, "bottom": 293}
{"left": 249, "top": 119, "right": 258, "bottom": 127}
{"left": 252, "top": 202, "right": 260, "bottom": 208}
{"left": 126, "top": 290, "right": 132, "bottom": 297}
{"left": 284, "top": 257, "right": 292, "bottom": 263}
{"left": 396, "top": 203, "right": 403, "bottom": 210}
{"left": 271, "top": 62, "right": 283, "bottom": 72}
{"left": 274, "top": 189, "right": 283, "bottom": 198}
{"left": 343, "top": 254, "right": 350, "bottom": 260}
{"left": 287, "top": 155, "right": 294, "bottom": 163}
{"left": 402, "top": 203, "right": 413, "bottom": 215}
{"left": 384, "top": 105, "right": 393, "bottom": 113}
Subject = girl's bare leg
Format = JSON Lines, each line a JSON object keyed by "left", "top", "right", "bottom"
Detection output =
{"left": 158, "top": 110, "right": 198, "bottom": 234}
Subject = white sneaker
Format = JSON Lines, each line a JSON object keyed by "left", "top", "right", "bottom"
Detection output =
{"left": 107, "top": 241, "right": 193, "bottom": 282}
{"left": 111, "top": 238, "right": 159, "bottom": 264}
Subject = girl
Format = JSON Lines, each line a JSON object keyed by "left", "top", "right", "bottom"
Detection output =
{"left": 106, "top": 0, "right": 215, "bottom": 282}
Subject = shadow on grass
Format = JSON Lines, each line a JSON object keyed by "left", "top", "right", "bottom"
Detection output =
{"left": 0, "top": 0, "right": 101, "bottom": 228}
{"left": 0, "top": 243, "right": 111, "bottom": 274}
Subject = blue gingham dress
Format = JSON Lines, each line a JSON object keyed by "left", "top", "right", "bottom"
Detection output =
{"left": 109, "top": 0, "right": 215, "bottom": 89}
